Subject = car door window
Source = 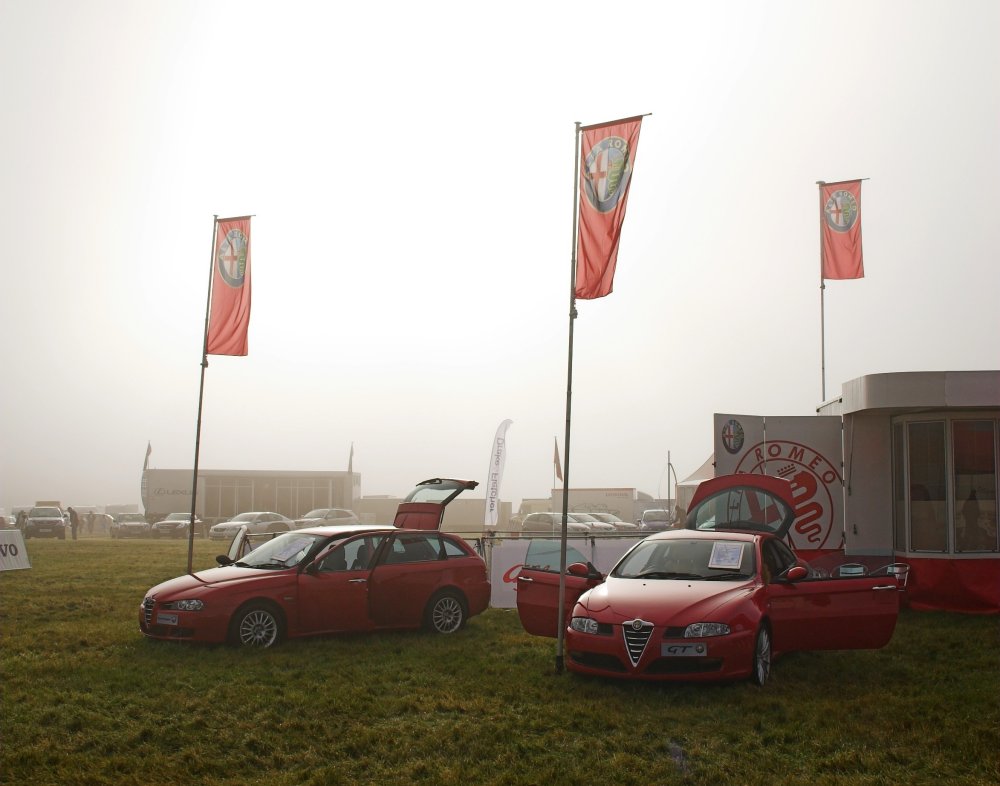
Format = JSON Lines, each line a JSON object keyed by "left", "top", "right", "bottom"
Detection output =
{"left": 523, "top": 539, "right": 588, "bottom": 572}
{"left": 384, "top": 533, "right": 440, "bottom": 564}
{"left": 761, "top": 539, "right": 796, "bottom": 583}
{"left": 440, "top": 536, "right": 468, "bottom": 559}
{"left": 347, "top": 535, "right": 385, "bottom": 570}
{"left": 316, "top": 535, "right": 387, "bottom": 572}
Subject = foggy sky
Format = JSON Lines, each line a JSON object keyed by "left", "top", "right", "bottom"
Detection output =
{"left": 1, "top": 0, "right": 997, "bottom": 513}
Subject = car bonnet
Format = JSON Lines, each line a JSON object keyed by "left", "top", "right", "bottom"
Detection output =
{"left": 580, "top": 576, "right": 755, "bottom": 625}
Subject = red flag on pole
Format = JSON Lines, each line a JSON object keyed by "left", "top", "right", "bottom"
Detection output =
{"left": 820, "top": 181, "right": 864, "bottom": 280}
{"left": 575, "top": 116, "right": 643, "bottom": 299}
{"left": 207, "top": 216, "right": 252, "bottom": 355}
{"left": 553, "top": 437, "right": 563, "bottom": 482}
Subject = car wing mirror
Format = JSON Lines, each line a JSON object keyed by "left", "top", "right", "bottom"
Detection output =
{"left": 782, "top": 565, "right": 808, "bottom": 582}
{"left": 303, "top": 561, "right": 319, "bottom": 576}
{"left": 215, "top": 555, "right": 234, "bottom": 566}
{"left": 568, "top": 561, "right": 604, "bottom": 581}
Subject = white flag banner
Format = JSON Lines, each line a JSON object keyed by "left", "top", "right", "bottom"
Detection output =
{"left": 484, "top": 419, "right": 513, "bottom": 527}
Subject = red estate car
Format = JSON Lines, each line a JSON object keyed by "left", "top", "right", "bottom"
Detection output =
{"left": 516, "top": 474, "right": 906, "bottom": 685}
{"left": 140, "top": 479, "right": 489, "bottom": 648}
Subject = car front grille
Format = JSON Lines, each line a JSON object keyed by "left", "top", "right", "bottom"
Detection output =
{"left": 143, "top": 597, "right": 155, "bottom": 625}
{"left": 622, "top": 619, "right": 654, "bottom": 666}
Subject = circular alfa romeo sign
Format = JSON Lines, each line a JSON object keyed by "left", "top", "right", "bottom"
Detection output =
{"left": 582, "top": 136, "right": 632, "bottom": 213}
{"left": 216, "top": 228, "right": 248, "bottom": 288}
{"left": 735, "top": 440, "right": 842, "bottom": 550}
{"left": 824, "top": 190, "right": 859, "bottom": 233}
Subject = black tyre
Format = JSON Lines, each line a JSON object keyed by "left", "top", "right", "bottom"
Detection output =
{"left": 229, "top": 603, "right": 283, "bottom": 648}
{"left": 751, "top": 623, "right": 771, "bottom": 686}
{"left": 424, "top": 591, "right": 466, "bottom": 634}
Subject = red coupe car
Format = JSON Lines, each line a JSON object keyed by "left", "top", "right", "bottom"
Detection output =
{"left": 140, "top": 479, "right": 489, "bottom": 648}
{"left": 516, "top": 474, "right": 906, "bottom": 685}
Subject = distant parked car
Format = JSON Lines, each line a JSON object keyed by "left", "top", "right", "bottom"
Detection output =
{"left": 294, "top": 508, "right": 360, "bottom": 529}
{"left": 111, "top": 513, "right": 151, "bottom": 539}
{"left": 638, "top": 509, "right": 674, "bottom": 532}
{"left": 24, "top": 506, "right": 66, "bottom": 539}
{"left": 521, "top": 512, "right": 590, "bottom": 537}
{"left": 151, "top": 512, "right": 204, "bottom": 539}
{"left": 208, "top": 512, "right": 294, "bottom": 542}
{"left": 587, "top": 512, "right": 640, "bottom": 533}
{"left": 567, "top": 513, "right": 616, "bottom": 535}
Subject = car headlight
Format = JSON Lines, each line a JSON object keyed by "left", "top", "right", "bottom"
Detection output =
{"left": 684, "top": 622, "right": 730, "bottom": 638}
{"left": 570, "top": 617, "right": 600, "bottom": 635}
{"left": 166, "top": 599, "right": 205, "bottom": 612}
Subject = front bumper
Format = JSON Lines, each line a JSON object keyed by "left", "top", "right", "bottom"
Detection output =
{"left": 26, "top": 523, "right": 65, "bottom": 538}
{"left": 564, "top": 624, "right": 755, "bottom": 682}
{"left": 138, "top": 597, "right": 229, "bottom": 644}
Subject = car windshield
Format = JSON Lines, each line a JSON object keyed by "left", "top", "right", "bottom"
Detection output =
{"left": 119, "top": 514, "right": 146, "bottom": 522}
{"left": 237, "top": 533, "right": 326, "bottom": 569}
{"left": 230, "top": 513, "right": 257, "bottom": 522}
{"left": 643, "top": 511, "right": 670, "bottom": 522}
{"left": 165, "top": 513, "right": 191, "bottom": 521}
{"left": 30, "top": 507, "right": 61, "bottom": 517}
{"left": 569, "top": 513, "right": 597, "bottom": 522}
{"left": 613, "top": 538, "right": 756, "bottom": 580}
{"left": 302, "top": 509, "right": 330, "bottom": 518}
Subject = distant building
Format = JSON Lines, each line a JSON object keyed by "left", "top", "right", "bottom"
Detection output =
{"left": 141, "top": 468, "right": 356, "bottom": 522}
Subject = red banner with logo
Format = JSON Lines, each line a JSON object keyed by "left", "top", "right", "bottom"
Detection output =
{"left": 820, "top": 180, "right": 864, "bottom": 280}
{"left": 206, "top": 216, "right": 252, "bottom": 356}
{"left": 575, "top": 116, "right": 643, "bottom": 299}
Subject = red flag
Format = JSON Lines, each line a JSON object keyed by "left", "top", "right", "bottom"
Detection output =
{"left": 575, "top": 116, "right": 643, "bottom": 299}
{"left": 207, "top": 216, "right": 252, "bottom": 355}
{"left": 554, "top": 438, "right": 563, "bottom": 482}
{"left": 820, "top": 181, "right": 864, "bottom": 280}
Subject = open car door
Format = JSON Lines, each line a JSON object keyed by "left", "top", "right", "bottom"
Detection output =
{"left": 393, "top": 478, "right": 478, "bottom": 531}
{"left": 515, "top": 539, "right": 604, "bottom": 638}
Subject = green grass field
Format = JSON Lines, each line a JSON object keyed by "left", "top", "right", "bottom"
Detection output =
{"left": 2, "top": 538, "right": 997, "bottom": 785}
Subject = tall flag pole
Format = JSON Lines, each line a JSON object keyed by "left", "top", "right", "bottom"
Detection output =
{"left": 817, "top": 179, "right": 865, "bottom": 400}
{"left": 188, "top": 215, "right": 253, "bottom": 574}
{"left": 557, "top": 114, "right": 646, "bottom": 674}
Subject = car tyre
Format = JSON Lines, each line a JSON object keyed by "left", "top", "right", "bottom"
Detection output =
{"left": 751, "top": 623, "right": 771, "bottom": 686}
{"left": 229, "top": 603, "right": 284, "bottom": 649}
{"left": 424, "top": 591, "right": 466, "bottom": 634}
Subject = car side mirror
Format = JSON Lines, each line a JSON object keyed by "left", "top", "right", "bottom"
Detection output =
{"left": 568, "top": 561, "right": 603, "bottom": 580}
{"left": 215, "top": 555, "right": 233, "bottom": 566}
{"left": 304, "top": 561, "right": 319, "bottom": 576}
{"left": 783, "top": 565, "right": 808, "bottom": 582}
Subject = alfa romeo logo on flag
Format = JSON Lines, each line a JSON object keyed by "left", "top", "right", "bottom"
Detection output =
{"left": 582, "top": 136, "right": 632, "bottom": 213}
{"left": 216, "top": 228, "right": 248, "bottom": 288}
{"left": 824, "top": 190, "right": 859, "bottom": 233}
